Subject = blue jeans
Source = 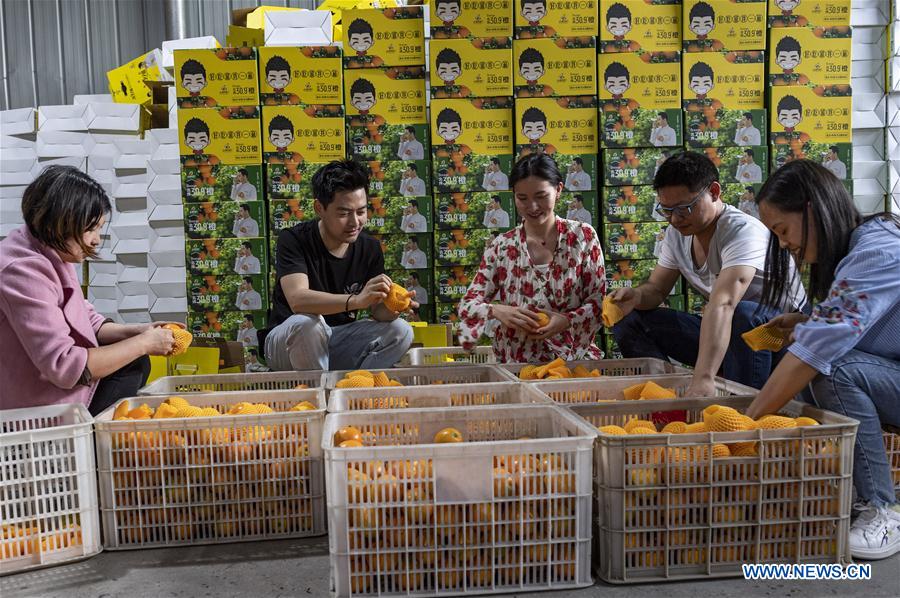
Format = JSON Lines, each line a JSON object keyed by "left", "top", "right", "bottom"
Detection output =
{"left": 264, "top": 315, "right": 413, "bottom": 371}
{"left": 611, "top": 301, "right": 781, "bottom": 389}
{"left": 809, "top": 349, "right": 900, "bottom": 507}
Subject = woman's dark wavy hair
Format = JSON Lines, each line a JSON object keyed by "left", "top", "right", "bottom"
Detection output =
{"left": 509, "top": 152, "right": 562, "bottom": 189}
{"left": 755, "top": 159, "right": 899, "bottom": 306}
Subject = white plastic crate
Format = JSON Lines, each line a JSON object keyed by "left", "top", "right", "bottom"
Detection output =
{"left": 567, "top": 397, "right": 857, "bottom": 583}
{"left": 138, "top": 370, "right": 325, "bottom": 395}
{"left": 328, "top": 381, "right": 549, "bottom": 412}
{"left": 324, "top": 365, "right": 511, "bottom": 390}
{"left": 497, "top": 358, "right": 690, "bottom": 380}
{"left": 94, "top": 389, "right": 327, "bottom": 550}
{"left": 323, "top": 404, "right": 597, "bottom": 597}
{"left": 0, "top": 404, "right": 101, "bottom": 575}
{"left": 404, "top": 346, "right": 496, "bottom": 366}
{"left": 532, "top": 376, "right": 757, "bottom": 404}
{"left": 884, "top": 426, "right": 900, "bottom": 495}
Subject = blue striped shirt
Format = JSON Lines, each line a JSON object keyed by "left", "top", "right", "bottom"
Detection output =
{"left": 790, "top": 218, "right": 900, "bottom": 375}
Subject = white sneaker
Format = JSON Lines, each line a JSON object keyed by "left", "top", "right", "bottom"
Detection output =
{"left": 849, "top": 504, "right": 900, "bottom": 560}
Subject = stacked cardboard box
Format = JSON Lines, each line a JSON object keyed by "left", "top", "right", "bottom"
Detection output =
{"left": 0, "top": 109, "right": 37, "bottom": 240}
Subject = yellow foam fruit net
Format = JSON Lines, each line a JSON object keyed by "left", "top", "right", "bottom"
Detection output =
{"left": 601, "top": 295, "right": 625, "bottom": 328}
{"left": 163, "top": 324, "right": 193, "bottom": 356}
{"left": 741, "top": 324, "right": 785, "bottom": 352}
{"left": 384, "top": 283, "right": 411, "bottom": 312}
{"left": 622, "top": 382, "right": 646, "bottom": 401}
{"left": 639, "top": 381, "right": 677, "bottom": 400}
{"left": 598, "top": 425, "right": 627, "bottom": 435}
{"left": 519, "top": 359, "right": 602, "bottom": 380}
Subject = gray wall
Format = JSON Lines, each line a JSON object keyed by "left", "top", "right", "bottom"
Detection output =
{"left": 0, "top": 0, "right": 317, "bottom": 110}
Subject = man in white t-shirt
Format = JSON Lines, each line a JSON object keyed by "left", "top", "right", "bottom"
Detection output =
{"left": 235, "top": 276, "right": 263, "bottom": 311}
{"left": 650, "top": 113, "right": 678, "bottom": 147}
{"left": 401, "top": 237, "right": 428, "bottom": 269}
{"left": 400, "top": 163, "right": 427, "bottom": 197}
{"left": 406, "top": 272, "right": 428, "bottom": 305}
{"left": 482, "top": 158, "right": 509, "bottom": 191}
{"left": 232, "top": 203, "right": 260, "bottom": 238}
{"left": 564, "top": 157, "right": 592, "bottom": 191}
{"left": 565, "top": 195, "right": 592, "bottom": 224}
{"left": 400, "top": 199, "right": 428, "bottom": 233}
{"left": 608, "top": 151, "right": 806, "bottom": 394}
{"left": 734, "top": 113, "right": 762, "bottom": 146}
{"left": 734, "top": 149, "right": 763, "bottom": 184}
{"left": 822, "top": 146, "right": 847, "bottom": 180}
{"left": 236, "top": 314, "right": 259, "bottom": 347}
{"left": 396, "top": 126, "right": 425, "bottom": 161}
{"left": 483, "top": 196, "right": 510, "bottom": 228}
{"left": 233, "top": 242, "right": 262, "bottom": 274}
{"left": 230, "top": 168, "right": 258, "bottom": 201}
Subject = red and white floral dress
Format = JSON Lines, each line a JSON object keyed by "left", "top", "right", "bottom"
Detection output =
{"left": 458, "top": 217, "right": 606, "bottom": 362}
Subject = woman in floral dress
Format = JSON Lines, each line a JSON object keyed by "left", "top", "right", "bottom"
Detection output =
{"left": 458, "top": 153, "right": 606, "bottom": 362}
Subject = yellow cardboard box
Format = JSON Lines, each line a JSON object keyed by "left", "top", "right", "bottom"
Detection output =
{"left": 226, "top": 25, "right": 265, "bottom": 48}
{"left": 514, "top": 0, "right": 599, "bottom": 38}
{"left": 598, "top": 51, "right": 682, "bottom": 148}
{"left": 261, "top": 105, "right": 345, "bottom": 164}
{"left": 515, "top": 96, "right": 598, "bottom": 191}
{"left": 431, "top": 97, "right": 514, "bottom": 193}
{"left": 107, "top": 50, "right": 170, "bottom": 105}
{"left": 430, "top": 38, "right": 513, "bottom": 98}
{"left": 343, "top": 7, "right": 425, "bottom": 68}
{"left": 513, "top": 37, "right": 596, "bottom": 97}
{"left": 258, "top": 46, "right": 343, "bottom": 105}
{"left": 768, "top": 27, "right": 851, "bottom": 87}
{"left": 768, "top": 0, "right": 851, "bottom": 28}
{"left": 770, "top": 86, "right": 851, "bottom": 145}
{"left": 682, "top": 0, "right": 766, "bottom": 52}
{"left": 177, "top": 107, "right": 262, "bottom": 164}
{"left": 682, "top": 51, "right": 766, "bottom": 148}
{"left": 598, "top": 0, "right": 681, "bottom": 53}
{"left": 344, "top": 66, "right": 427, "bottom": 124}
{"left": 429, "top": 0, "right": 513, "bottom": 38}
{"left": 175, "top": 48, "right": 259, "bottom": 108}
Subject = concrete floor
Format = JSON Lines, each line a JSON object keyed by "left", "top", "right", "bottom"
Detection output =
{"left": 1, "top": 537, "right": 897, "bottom": 598}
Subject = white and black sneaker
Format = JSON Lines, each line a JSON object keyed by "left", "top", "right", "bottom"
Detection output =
{"left": 849, "top": 503, "right": 900, "bottom": 560}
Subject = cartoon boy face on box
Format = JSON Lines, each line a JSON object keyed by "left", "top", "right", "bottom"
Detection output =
{"left": 184, "top": 117, "right": 211, "bottom": 154}
{"left": 774, "top": 36, "right": 801, "bottom": 74}
{"left": 264, "top": 55, "right": 291, "bottom": 92}
{"left": 605, "top": 2, "right": 632, "bottom": 40}
{"left": 434, "top": 0, "right": 461, "bottom": 25}
{"left": 180, "top": 59, "right": 208, "bottom": 96}
{"left": 521, "top": 107, "right": 547, "bottom": 144}
{"left": 688, "top": 1, "right": 716, "bottom": 39}
{"left": 268, "top": 115, "right": 294, "bottom": 153}
{"left": 347, "top": 18, "right": 375, "bottom": 56}
{"left": 688, "top": 61, "right": 714, "bottom": 99}
{"left": 435, "top": 48, "right": 463, "bottom": 85}
{"left": 776, "top": 94, "right": 803, "bottom": 132}
{"left": 518, "top": 48, "right": 545, "bottom": 86}
{"left": 604, "top": 62, "right": 631, "bottom": 99}
{"left": 349, "top": 78, "right": 377, "bottom": 114}
{"left": 520, "top": 0, "right": 547, "bottom": 26}
{"left": 436, "top": 108, "right": 463, "bottom": 144}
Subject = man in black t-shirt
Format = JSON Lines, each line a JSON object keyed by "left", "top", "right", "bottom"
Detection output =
{"left": 262, "top": 160, "right": 417, "bottom": 371}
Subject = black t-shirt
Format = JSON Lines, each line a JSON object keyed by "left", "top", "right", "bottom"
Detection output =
{"left": 268, "top": 220, "right": 384, "bottom": 330}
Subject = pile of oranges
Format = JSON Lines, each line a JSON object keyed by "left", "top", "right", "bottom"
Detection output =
{"left": 1, "top": 522, "right": 83, "bottom": 561}
{"left": 518, "top": 358, "right": 602, "bottom": 380}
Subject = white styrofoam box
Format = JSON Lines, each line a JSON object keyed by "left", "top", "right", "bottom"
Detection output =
{"left": 0, "top": 205, "right": 23, "bottom": 227}
{"left": 148, "top": 154, "right": 180, "bottom": 176}
{"left": 891, "top": 57, "right": 899, "bottom": 93}
{"left": 88, "top": 286, "right": 118, "bottom": 302}
{"left": 852, "top": 60, "right": 885, "bottom": 94}
{"left": 167, "top": 87, "right": 176, "bottom": 112}
{"left": 0, "top": 142, "right": 36, "bottom": 162}
{"left": 146, "top": 128, "right": 178, "bottom": 146}
{"left": 90, "top": 298, "right": 118, "bottom": 315}
{"left": 0, "top": 158, "right": 37, "bottom": 185}
{"left": 112, "top": 137, "right": 153, "bottom": 168}
{"left": 1, "top": 108, "right": 36, "bottom": 136}
{"left": 852, "top": 160, "right": 888, "bottom": 185}
{"left": 112, "top": 180, "right": 150, "bottom": 200}
{"left": 88, "top": 103, "right": 141, "bottom": 133}
{"left": 0, "top": 133, "right": 35, "bottom": 150}
{"left": 852, "top": 93, "right": 887, "bottom": 130}
{"left": 0, "top": 222, "right": 21, "bottom": 238}
{"left": 264, "top": 10, "right": 332, "bottom": 46}
{"left": 36, "top": 131, "right": 95, "bottom": 158}
{"left": 34, "top": 157, "right": 87, "bottom": 176}
{"left": 852, "top": 26, "right": 888, "bottom": 61}
{"left": 150, "top": 266, "right": 187, "bottom": 298}
{"left": 110, "top": 211, "right": 150, "bottom": 240}
{"left": 118, "top": 281, "right": 151, "bottom": 299}
{"left": 889, "top": 97, "right": 900, "bottom": 127}
{"left": 74, "top": 94, "right": 114, "bottom": 104}
{"left": 149, "top": 203, "right": 184, "bottom": 223}
{"left": 852, "top": 178, "right": 888, "bottom": 196}
{"left": 0, "top": 185, "right": 27, "bottom": 199}
{"left": 88, "top": 168, "right": 115, "bottom": 185}
{"left": 118, "top": 291, "right": 151, "bottom": 310}
{"left": 150, "top": 296, "right": 188, "bottom": 320}
{"left": 853, "top": 128, "right": 886, "bottom": 159}
{"left": 147, "top": 174, "right": 181, "bottom": 205}
{"left": 168, "top": 106, "right": 176, "bottom": 129}
{"left": 853, "top": 195, "right": 889, "bottom": 215}
{"left": 113, "top": 238, "right": 150, "bottom": 255}
{"left": 37, "top": 104, "right": 92, "bottom": 131}
{"left": 150, "top": 235, "right": 186, "bottom": 268}
{"left": 161, "top": 36, "right": 220, "bottom": 69}
{"left": 117, "top": 264, "right": 149, "bottom": 283}
{"left": 113, "top": 170, "right": 150, "bottom": 185}
{"left": 119, "top": 309, "right": 153, "bottom": 324}
{"left": 149, "top": 222, "right": 184, "bottom": 239}
{"left": 850, "top": 2, "right": 890, "bottom": 27}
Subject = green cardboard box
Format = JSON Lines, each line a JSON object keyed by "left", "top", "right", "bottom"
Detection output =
{"left": 604, "top": 222, "right": 668, "bottom": 260}
{"left": 188, "top": 273, "right": 268, "bottom": 312}
{"left": 602, "top": 147, "right": 673, "bottom": 186}
{"left": 387, "top": 268, "right": 433, "bottom": 306}
{"left": 555, "top": 190, "right": 598, "bottom": 226}
{"left": 434, "top": 228, "right": 497, "bottom": 266}
{"left": 434, "top": 265, "right": 478, "bottom": 303}
{"left": 264, "top": 162, "right": 317, "bottom": 202}
{"left": 602, "top": 185, "right": 662, "bottom": 223}
{"left": 702, "top": 146, "right": 768, "bottom": 185}
{"left": 184, "top": 200, "right": 266, "bottom": 239}
{"left": 434, "top": 192, "right": 514, "bottom": 230}
{"left": 371, "top": 233, "right": 433, "bottom": 271}
{"left": 182, "top": 164, "right": 263, "bottom": 203}
{"left": 270, "top": 197, "right": 316, "bottom": 234}
{"left": 186, "top": 237, "right": 268, "bottom": 276}
{"left": 367, "top": 196, "right": 434, "bottom": 234}
{"left": 365, "top": 160, "right": 432, "bottom": 199}
{"left": 187, "top": 309, "right": 268, "bottom": 345}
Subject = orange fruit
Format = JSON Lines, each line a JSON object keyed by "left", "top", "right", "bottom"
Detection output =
{"left": 434, "top": 427, "right": 463, "bottom": 443}
{"left": 384, "top": 283, "right": 411, "bottom": 312}
{"left": 334, "top": 426, "right": 363, "bottom": 445}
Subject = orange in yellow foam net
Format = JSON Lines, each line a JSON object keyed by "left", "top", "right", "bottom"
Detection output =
{"left": 741, "top": 324, "right": 785, "bottom": 352}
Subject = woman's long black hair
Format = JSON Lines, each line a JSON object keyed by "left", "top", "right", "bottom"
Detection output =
{"left": 755, "top": 159, "right": 898, "bottom": 306}
{"left": 508, "top": 152, "right": 563, "bottom": 189}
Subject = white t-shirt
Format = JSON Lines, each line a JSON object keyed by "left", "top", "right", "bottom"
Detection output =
{"left": 234, "top": 255, "right": 261, "bottom": 274}
{"left": 735, "top": 162, "right": 763, "bottom": 183}
{"left": 408, "top": 284, "right": 428, "bottom": 304}
{"left": 233, "top": 216, "right": 259, "bottom": 238}
{"left": 824, "top": 158, "right": 847, "bottom": 180}
{"left": 401, "top": 176, "right": 427, "bottom": 197}
{"left": 236, "top": 289, "right": 262, "bottom": 310}
{"left": 651, "top": 125, "right": 677, "bottom": 147}
{"left": 482, "top": 170, "right": 509, "bottom": 191}
{"left": 231, "top": 182, "right": 257, "bottom": 201}
{"left": 657, "top": 205, "right": 806, "bottom": 309}
{"left": 483, "top": 208, "right": 510, "bottom": 228}
{"left": 564, "top": 170, "right": 592, "bottom": 191}
{"left": 566, "top": 208, "right": 592, "bottom": 224}
{"left": 397, "top": 139, "right": 424, "bottom": 161}
{"left": 734, "top": 126, "right": 762, "bottom": 146}
{"left": 237, "top": 326, "right": 258, "bottom": 346}
{"left": 402, "top": 249, "right": 428, "bottom": 269}
{"left": 401, "top": 212, "right": 428, "bottom": 233}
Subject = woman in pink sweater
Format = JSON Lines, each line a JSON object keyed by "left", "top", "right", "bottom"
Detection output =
{"left": 0, "top": 166, "right": 177, "bottom": 415}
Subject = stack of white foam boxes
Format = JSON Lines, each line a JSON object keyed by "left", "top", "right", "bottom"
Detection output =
{"left": 888, "top": 0, "right": 900, "bottom": 214}
{"left": 0, "top": 108, "right": 37, "bottom": 244}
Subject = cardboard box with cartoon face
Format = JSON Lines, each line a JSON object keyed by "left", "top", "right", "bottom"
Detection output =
{"left": 767, "top": 0, "right": 851, "bottom": 28}
{"left": 261, "top": 105, "right": 345, "bottom": 165}
{"left": 720, "top": 183, "right": 763, "bottom": 219}
{"left": 434, "top": 265, "right": 479, "bottom": 303}
{"left": 603, "top": 185, "right": 663, "bottom": 223}
{"left": 342, "top": 7, "right": 425, "bottom": 69}
{"left": 598, "top": 51, "right": 682, "bottom": 148}
{"left": 513, "top": 38, "right": 596, "bottom": 97}
{"left": 187, "top": 273, "right": 268, "bottom": 312}
{"left": 556, "top": 190, "right": 598, "bottom": 226}
{"left": 388, "top": 268, "right": 433, "bottom": 306}
{"left": 682, "top": 0, "right": 766, "bottom": 52}
{"left": 606, "top": 258, "right": 683, "bottom": 294}
{"left": 598, "top": 0, "right": 681, "bottom": 53}
{"left": 768, "top": 27, "right": 851, "bottom": 88}
{"left": 372, "top": 233, "right": 433, "bottom": 271}
{"left": 366, "top": 196, "right": 434, "bottom": 234}
{"left": 430, "top": 38, "right": 513, "bottom": 98}
{"left": 258, "top": 46, "right": 343, "bottom": 105}
{"left": 434, "top": 228, "right": 497, "bottom": 266}
{"left": 184, "top": 200, "right": 266, "bottom": 239}
{"left": 344, "top": 67, "right": 428, "bottom": 162}
{"left": 429, "top": 0, "right": 513, "bottom": 39}
{"left": 602, "top": 147, "right": 672, "bottom": 186}
{"left": 187, "top": 309, "right": 268, "bottom": 346}
{"left": 365, "top": 160, "right": 432, "bottom": 199}
{"left": 186, "top": 237, "right": 268, "bottom": 277}
{"left": 604, "top": 221, "right": 668, "bottom": 260}
{"left": 431, "top": 97, "right": 514, "bottom": 193}
{"left": 682, "top": 51, "right": 766, "bottom": 148}
{"left": 699, "top": 146, "right": 768, "bottom": 185}
{"left": 515, "top": 96, "right": 598, "bottom": 191}
{"left": 181, "top": 163, "right": 263, "bottom": 204}
{"left": 514, "top": 0, "right": 598, "bottom": 38}
{"left": 178, "top": 107, "right": 262, "bottom": 167}
{"left": 435, "top": 192, "right": 515, "bottom": 230}
{"left": 270, "top": 197, "right": 316, "bottom": 233}
{"left": 175, "top": 48, "right": 259, "bottom": 108}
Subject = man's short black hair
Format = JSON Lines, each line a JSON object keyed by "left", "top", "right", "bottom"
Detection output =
{"left": 777, "top": 94, "right": 802, "bottom": 113}
{"left": 238, "top": 168, "right": 249, "bottom": 176}
{"left": 350, "top": 78, "right": 376, "bottom": 97}
{"left": 745, "top": 186, "right": 755, "bottom": 193}
{"left": 522, "top": 107, "right": 547, "bottom": 126}
{"left": 408, "top": 236, "right": 419, "bottom": 246}
{"left": 180, "top": 59, "right": 206, "bottom": 80}
{"left": 347, "top": 18, "right": 374, "bottom": 37}
{"left": 518, "top": 48, "right": 544, "bottom": 68}
{"left": 407, "top": 162, "right": 418, "bottom": 173}
{"left": 744, "top": 149, "right": 755, "bottom": 157}
{"left": 653, "top": 151, "right": 719, "bottom": 194}
{"left": 775, "top": 36, "right": 801, "bottom": 56}
{"left": 408, "top": 199, "right": 419, "bottom": 209}
{"left": 268, "top": 115, "right": 293, "bottom": 136}
{"left": 243, "top": 276, "right": 253, "bottom": 285}
{"left": 244, "top": 314, "right": 255, "bottom": 323}
{"left": 829, "top": 145, "right": 839, "bottom": 153}
{"left": 657, "top": 112, "right": 668, "bottom": 121}
{"left": 436, "top": 108, "right": 462, "bottom": 127}
{"left": 572, "top": 157, "right": 583, "bottom": 166}
{"left": 604, "top": 62, "right": 629, "bottom": 81}
{"left": 240, "top": 203, "right": 251, "bottom": 211}
{"left": 241, "top": 241, "right": 253, "bottom": 250}
{"left": 436, "top": 48, "right": 462, "bottom": 67}
{"left": 689, "top": 62, "right": 714, "bottom": 81}
{"left": 606, "top": 2, "right": 631, "bottom": 21}
{"left": 184, "top": 117, "right": 210, "bottom": 137}
{"left": 405, "top": 125, "right": 416, "bottom": 134}
{"left": 265, "top": 55, "right": 290, "bottom": 75}
{"left": 491, "top": 157, "right": 501, "bottom": 166}
{"left": 248, "top": 348, "right": 258, "bottom": 357}
{"left": 690, "top": 1, "right": 715, "bottom": 20}
{"left": 742, "top": 112, "right": 753, "bottom": 120}
{"left": 436, "top": 0, "right": 460, "bottom": 6}
{"left": 311, "top": 160, "right": 369, "bottom": 207}
{"left": 490, "top": 194, "right": 501, "bottom": 202}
